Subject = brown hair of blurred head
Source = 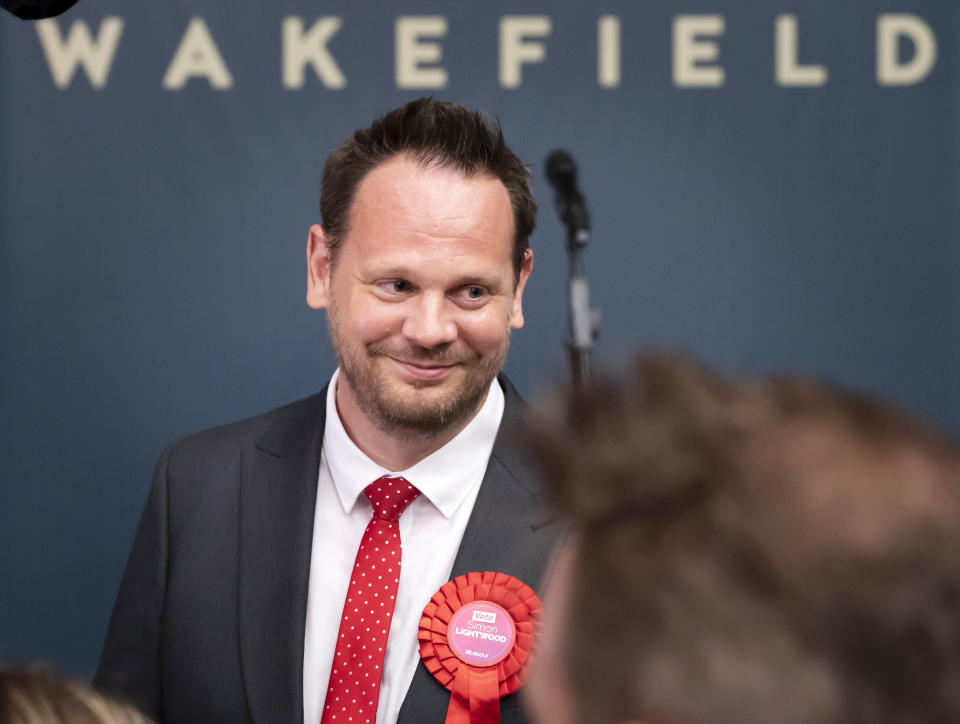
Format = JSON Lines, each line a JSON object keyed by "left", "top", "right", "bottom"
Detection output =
{"left": 320, "top": 96, "right": 537, "bottom": 280}
{"left": 525, "top": 352, "right": 960, "bottom": 724}
{"left": 0, "top": 669, "right": 152, "bottom": 724}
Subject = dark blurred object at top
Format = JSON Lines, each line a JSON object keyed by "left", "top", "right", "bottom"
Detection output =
{"left": 1, "top": 0, "right": 78, "bottom": 20}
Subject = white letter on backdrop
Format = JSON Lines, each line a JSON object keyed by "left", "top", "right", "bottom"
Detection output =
{"left": 673, "top": 15, "right": 725, "bottom": 87}
{"left": 283, "top": 17, "right": 346, "bottom": 89}
{"left": 598, "top": 15, "right": 621, "bottom": 88}
{"left": 36, "top": 16, "right": 124, "bottom": 89}
{"left": 396, "top": 16, "right": 448, "bottom": 89}
{"left": 775, "top": 15, "right": 828, "bottom": 86}
{"left": 877, "top": 14, "right": 937, "bottom": 86}
{"left": 499, "top": 16, "right": 552, "bottom": 88}
{"left": 163, "top": 17, "right": 234, "bottom": 90}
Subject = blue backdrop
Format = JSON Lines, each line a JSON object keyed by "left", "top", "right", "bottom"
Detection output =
{"left": 1, "top": 0, "right": 956, "bottom": 677}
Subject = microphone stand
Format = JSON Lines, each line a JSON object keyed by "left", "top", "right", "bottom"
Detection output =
{"left": 546, "top": 149, "right": 599, "bottom": 390}
{"left": 561, "top": 197, "right": 597, "bottom": 389}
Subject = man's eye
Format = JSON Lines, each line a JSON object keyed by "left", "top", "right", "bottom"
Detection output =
{"left": 390, "top": 280, "right": 410, "bottom": 293}
{"left": 457, "top": 286, "right": 488, "bottom": 303}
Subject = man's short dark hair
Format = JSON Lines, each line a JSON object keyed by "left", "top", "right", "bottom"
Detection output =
{"left": 320, "top": 97, "right": 537, "bottom": 279}
{"left": 528, "top": 353, "right": 960, "bottom": 724}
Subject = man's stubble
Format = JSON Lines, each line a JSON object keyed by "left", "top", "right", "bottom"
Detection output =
{"left": 326, "top": 299, "right": 509, "bottom": 441}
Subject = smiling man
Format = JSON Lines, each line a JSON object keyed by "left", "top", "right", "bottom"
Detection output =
{"left": 308, "top": 153, "right": 525, "bottom": 465}
{"left": 95, "top": 99, "right": 559, "bottom": 724}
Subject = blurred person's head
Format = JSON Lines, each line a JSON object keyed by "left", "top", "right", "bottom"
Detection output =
{"left": 524, "top": 353, "right": 960, "bottom": 724}
{"left": 0, "top": 669, "right": 151, "bottom": 724}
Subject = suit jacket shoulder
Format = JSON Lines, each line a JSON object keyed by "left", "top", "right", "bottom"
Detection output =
{"left": 95, "top": 390, "right": 328, "bottom": 723}
{"left": 165, "top": 390, "right": 327, "bottom": 468}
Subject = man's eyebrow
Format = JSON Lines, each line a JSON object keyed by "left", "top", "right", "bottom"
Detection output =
{"left": 449, "top": 274, "right": 505, "bottom": 290}
{"left": 362, "top": 263, "right": 414, "bottom": 278}
{"left": 365, "top": 265, "right": 503, "bottom": 288}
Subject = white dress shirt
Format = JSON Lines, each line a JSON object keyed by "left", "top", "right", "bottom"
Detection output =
{"left": 303, "top": 369, "right": 505, "bottom": 724}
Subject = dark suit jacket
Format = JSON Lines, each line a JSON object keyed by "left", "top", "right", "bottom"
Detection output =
{"left": 95, "top": 376, "right": 559, "bottom": 723}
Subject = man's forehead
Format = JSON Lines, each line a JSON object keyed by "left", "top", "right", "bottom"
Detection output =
{"left": 346, "top": 156, "right": 514, "bottom": 244}
{"left": 354, "top": 154, "right": 507, "bottom": 203}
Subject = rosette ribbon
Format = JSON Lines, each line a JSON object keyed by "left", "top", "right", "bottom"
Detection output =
{"left": 418, "top": 571, "right": 542, "bottom": 724}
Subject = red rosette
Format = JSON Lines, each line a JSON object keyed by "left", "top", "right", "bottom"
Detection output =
{"left": 418, "top": 571, "right": 542, "bottom": 724}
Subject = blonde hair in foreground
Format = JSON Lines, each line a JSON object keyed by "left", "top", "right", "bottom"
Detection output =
{"left": 0, "top": 669, "right": 152, "bottom": 724}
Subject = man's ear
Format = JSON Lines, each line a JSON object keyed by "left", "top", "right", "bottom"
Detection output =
{"left": 508, "top": 248, "right": 534, "bottom": 329}
{"left": 306, "top": 224, "right": 332, "bottom": 309}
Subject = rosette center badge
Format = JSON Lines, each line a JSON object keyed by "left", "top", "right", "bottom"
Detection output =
{"left": 447, "top": 601, "right": 516, "bottom": 667}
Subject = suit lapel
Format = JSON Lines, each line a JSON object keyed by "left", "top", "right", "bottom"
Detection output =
{"left": 397, "top": 376, "right": 560, "bottom": 723}
{"left": 239, "top": 390, "right": 327, "bottom": 724}
{"left": 449, "top": 396, "right": 551, "bottom": 583}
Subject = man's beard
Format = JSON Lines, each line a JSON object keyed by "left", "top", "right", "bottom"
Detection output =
{"left": 327, "top": 310, "right": 508, "bottom": 440}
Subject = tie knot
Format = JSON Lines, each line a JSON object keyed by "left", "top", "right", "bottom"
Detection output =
{"left": 364, "top": 476, "right": 420, "bottom": 522}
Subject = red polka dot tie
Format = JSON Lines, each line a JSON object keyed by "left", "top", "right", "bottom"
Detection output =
{"left": 320, "top": 476, "right": 420, "bottom": 724}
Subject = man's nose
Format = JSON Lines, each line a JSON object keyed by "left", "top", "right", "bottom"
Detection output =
{"left": 401, "top": 292, "right": 458, "bottom": 348}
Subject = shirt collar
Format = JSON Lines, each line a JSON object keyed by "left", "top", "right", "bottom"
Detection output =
{"left": 323, "top": 368, "right": 505, "bottom": 519}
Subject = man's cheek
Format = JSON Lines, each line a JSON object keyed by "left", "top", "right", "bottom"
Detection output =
{"left": 458, "top": 313, "right": 510, "bottom": 349}
{"left": 354, "top": 310, "right": 403, "bottom": 343}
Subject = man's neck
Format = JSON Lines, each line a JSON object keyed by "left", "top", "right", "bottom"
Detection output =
{"left": 334, "top": 378, "right": 486, "bottom": 472}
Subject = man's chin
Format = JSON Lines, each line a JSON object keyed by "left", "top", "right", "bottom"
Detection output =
{"left": 338, "top": 351, "right": 502, "bottom": 437}
{"left": 380, "top": 378, "right": 463, "bottom": 415}
{"left": 370, "top": 375, "right": 490, "bottom": 436}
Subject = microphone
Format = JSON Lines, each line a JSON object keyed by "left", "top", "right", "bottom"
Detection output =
{"left": 544, "top": 148, "right": 600, "bottom": 387}
{"left": 545, "top": 150, "right": 580, "bottom": 196}
{"left": 545, "top": 149, "right": 590, "bottom": 240}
